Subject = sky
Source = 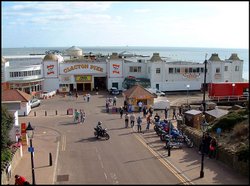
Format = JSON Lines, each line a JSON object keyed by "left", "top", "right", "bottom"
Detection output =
{"left": 2, "top": 1, "right": 249, "bottom": 48}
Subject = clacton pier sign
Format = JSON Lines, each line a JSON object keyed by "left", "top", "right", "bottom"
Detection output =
{"left": 60, "top": 63, "right": 106, "bottom": 74}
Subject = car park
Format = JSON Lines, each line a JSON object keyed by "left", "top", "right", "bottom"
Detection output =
{"left": 30, "top": 98, "right": 41, "bottom": 108}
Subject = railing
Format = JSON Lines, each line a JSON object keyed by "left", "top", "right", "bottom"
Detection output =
{"left": 209, "top": 95, "right": 248, "bottom": 102}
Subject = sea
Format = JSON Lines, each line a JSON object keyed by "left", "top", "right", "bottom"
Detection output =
{"left": 2, "top": 46, "right": 249, "bottom": 80}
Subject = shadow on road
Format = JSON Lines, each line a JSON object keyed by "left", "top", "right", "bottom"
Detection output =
{"left": 75, "top": 137, "right": 109, "bottom": 143}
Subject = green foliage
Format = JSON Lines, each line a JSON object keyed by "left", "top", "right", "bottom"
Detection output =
{"left": 1, "top": 148, "right": 12, "bottom": 169}
{"left": 211, "top": 111, "right": 246, "bottom": 132}
{"left": 236, "top": 144, "right": 249, "bottom": 162}
{"left": 1, "top": 105, "right": 14, "bottom": 149}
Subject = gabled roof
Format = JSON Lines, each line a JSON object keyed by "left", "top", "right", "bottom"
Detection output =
{"left": 2, "top": 89, "right": 32, "bottom": 102}
{"left": 123, "top": 84, "right": 156, "bottom": 99}
{"left": 205, "top": 108, "right": 229, "bottom": 118}
{"left": 185, "top": 109, "right": 202, "bottom": 115}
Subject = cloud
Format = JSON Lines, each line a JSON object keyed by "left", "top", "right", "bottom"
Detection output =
{"left": 133, "top": 8, "right": 151, "bottom": 13}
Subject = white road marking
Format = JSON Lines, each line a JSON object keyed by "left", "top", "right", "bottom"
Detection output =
{"left": 104, "top": 172, "right": 108, "bottom": 180}
{"left": 52, "top": 140, "right": 60, "bottom": 184}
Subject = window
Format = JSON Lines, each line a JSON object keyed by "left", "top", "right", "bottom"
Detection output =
{"left": 224, "top": 66, "right": 228, "bottom": 71}
{"left": 169, "top": 68, "right": 174, "bottom": 74}
{"left": 175, "top": 68, "right": 180, "bottom": 73}
{"left": 193, "top": 68, "right": 197, "bottom": 73}
{"left": 129, "top": 66, "right": 141, "bottom": 73}
{"left": 201, "top": 68, "right": 204, "bottom": 73}
{"left": 197, "top": 68, "right": 200, "bottom": 73}
{"left": 185, "top": 68, "right": 188, "bottom": 73}
{"left": 216, "top": 68, "right": 220, "bottom": 73}
{"left": 189, "top": 68, "right": 192, "bottom": 73}
{"left": 156, "top": 68, "right": 160, "bottom": 74}
{"left": 235, "top": 66, "right": 239, "bottom": 71}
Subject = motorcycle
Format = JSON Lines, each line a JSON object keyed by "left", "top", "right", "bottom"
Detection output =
{"left": 94, "top": 127, "right": 110, "bottom": 140}
{"left": 164, "top": 129, "right": 193, "bottom": 148}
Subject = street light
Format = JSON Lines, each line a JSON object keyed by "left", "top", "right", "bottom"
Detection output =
{"left": 26, "top": 122, "right": 36, "bottom": 185}
{"left": 202, "top": 54, "right": 208, "bottom": 114}
{"left": 200, "top": 115, "right": 209, "bottom": 178}
{"left": 186, "top": 84, "right": 190, "bottom": 105}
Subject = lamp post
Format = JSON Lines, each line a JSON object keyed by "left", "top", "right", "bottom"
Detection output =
{"left": 186, "top": 84, "right": 190, "bottom": 105}
{"left": 26, "top": 122, "right": 36, "bottom": 185}
{"left": 200, "top": 115, "right": 209, "bottom": 178}
{"left": 202, "top": 54, "right": 208, "bottom": 114}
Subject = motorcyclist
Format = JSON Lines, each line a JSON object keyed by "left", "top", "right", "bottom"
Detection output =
{"left": 96, "top": 121, "right": 103, "bottom": 136}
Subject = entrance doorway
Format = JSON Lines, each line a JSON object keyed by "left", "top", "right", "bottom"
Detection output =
{"left": 94, "top": 77, "right": 107, "bottom": 90}
{"left": 77, "top": 83, "right": 84, "bottom": 92}
{"left": 84, "top": 83, "right": 91, "bottom": 91}
{"left": 112, "top": 82, "right": 119, "bottom": 89}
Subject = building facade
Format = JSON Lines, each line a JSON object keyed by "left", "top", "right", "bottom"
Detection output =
{"left": 2, "top": 47, "right": 245, "bottom": 94}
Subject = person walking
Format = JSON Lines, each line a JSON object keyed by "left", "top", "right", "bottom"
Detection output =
{"left": 172, "top": 107, "right": 177, "bottom": 120}
{"left": 137, "top": 115, "right": 142, "bottom": 133}
{"left": 87, "top": 93, "right": 91, "bottom": 102}
{"left": 74, "top": 109, "right": 79, "bottom": 124}
{"left": 119, "top": 106, "right": 124, "bottom": 119}
{"left": 130, "top": 112, "right": 135, "bottom": 127}
{"left": 164, "top": 107, "right": 169, "bottom": 119}
{"left": 113, "top": 96, "right": 117, "bottom": 106}
{"left": 142, "top": 106, "right": 147, "bottom": 118}
{"left": 80, "top": 109, "right": 86, "bottom": 124}
{"left": 138, "top": 101, "right": 143, "bottom": 113}
{"left": 146, "top": 114, "right": 151, "bottom": 131}
{"left": 208, "top": 137, "right": 217, "bottom": 159}
{"left": 15, "top": 175, "right": 28, "bottom": 185}
{"left": 124, "top": 113, "right": 129, "bottom": 128}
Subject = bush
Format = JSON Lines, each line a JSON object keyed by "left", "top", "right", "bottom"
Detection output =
{"left": 211, "top": 112, "right": 246, "bottom": 131}
{"left": 236, "top": 144, "right": 249, "bottom": 162}
{"left": 1, "top": 148, "right": 12, "bottom": 168}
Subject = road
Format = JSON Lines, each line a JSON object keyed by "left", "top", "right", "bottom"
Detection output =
{"left": 23, "top": 92, "right": 185, "bottom": 184}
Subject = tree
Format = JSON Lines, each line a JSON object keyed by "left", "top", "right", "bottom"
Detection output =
{"left": 1, "top": 105, "right": 14, "bottom": 149}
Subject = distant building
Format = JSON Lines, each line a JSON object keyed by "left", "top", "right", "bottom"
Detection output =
{"left": 2, "top": 49, "right": 245, "bottom": 93}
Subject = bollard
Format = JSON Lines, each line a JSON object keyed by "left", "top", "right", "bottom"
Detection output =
{"left": 55, "top": 110, "right": 57, "bottom": 115}
{"left": 49, "top": 153, "right": 52, "bottom": 166}
{"left": 45, "top": 111, "right": 47, "bottom": 116}
{"left": 67, "top": 109, "right": 69, "bottom": 115}
{"left": 24, "top": 112, "right": 26, "bottom": 116}
{"left": 34, "top": 112, "right": 36, "bottom": 117}
{"left": 168, "top": 145, "right": 171, "bottom": 156}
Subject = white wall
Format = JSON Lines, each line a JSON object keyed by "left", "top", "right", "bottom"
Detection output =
{"left": 19, "top": 102, "right": 31, "bottom": 116}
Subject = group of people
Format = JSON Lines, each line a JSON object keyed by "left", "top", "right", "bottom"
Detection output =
{"left": 74, "top": 109, "right": 86, "bottom": 124}
{"left": 199, "top": 132, "right": 218, "bottom": 159}
{"left": 105, "top": 96, "right": 118, "bottom": 112}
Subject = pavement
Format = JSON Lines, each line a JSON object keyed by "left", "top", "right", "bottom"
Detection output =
{"left": 8, "top": 92, "right": 249, "bottom": 185}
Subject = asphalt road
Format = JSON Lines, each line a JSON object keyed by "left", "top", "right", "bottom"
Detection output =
{"left": 24, "top": 92, "right": 183, "bottom": 184}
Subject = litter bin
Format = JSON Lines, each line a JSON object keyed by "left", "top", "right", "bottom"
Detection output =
{"left": 67, "top": 108, "right": 73, "bottom": 115}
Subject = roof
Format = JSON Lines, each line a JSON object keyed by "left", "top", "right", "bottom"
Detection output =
{"left": 66, "top": 46, "right": 82, "bottom": 51}
{"left": 2, "top": 89, "right": 32, "bottom": 102}
{"left": 123, "top": 84, "right": 156, "bottom": 99}
{"left": 205, "top": 108, "right": 229, "bottom": 118}
{"left": 209, "top": 53, "right": 221, "bottom": 61}
{"left": 150, "top": 53, "right": 163, "bottom": 62}
{"left": 185, "top": 109, "right": 202, "bottom": 115}
{"left": 43, "top": 54, "right": 58, "bottom": 62}
{"left": 228, "top": 53, "right": 241, "bottom": 60}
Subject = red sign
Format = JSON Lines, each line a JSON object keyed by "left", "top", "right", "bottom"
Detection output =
{"left": 21, "top": 123, "right": 27, "bottom": 146}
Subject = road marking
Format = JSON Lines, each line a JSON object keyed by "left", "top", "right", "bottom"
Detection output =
{"left": 53, "top": 139, "right": 60, "bottom": 184}
{"left": 104, "top": 172, "right": 108, "bottom": 180}
{"left": 61, "top": 135, "right": 66, "bottom": 151}
{"left": 134, "top": 134, "right": 192, "bottom": 185}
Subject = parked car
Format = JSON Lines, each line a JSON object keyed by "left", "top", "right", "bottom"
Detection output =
{"left": 109, "top": 87, "right": 120, "bottom": 95}
{"left": 146, "top": 88, "right": 165, "bottom": 96}
{"left": 31, "top": 98, "right": 41, "bottom": 108}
